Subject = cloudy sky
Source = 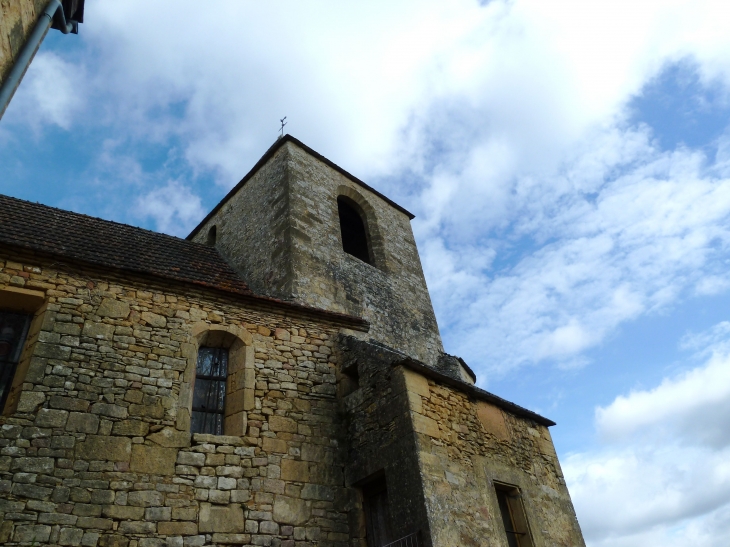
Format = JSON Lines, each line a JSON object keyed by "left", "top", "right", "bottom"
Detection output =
{"left": 3, "top": 0, "right": 730, "bottom": 544}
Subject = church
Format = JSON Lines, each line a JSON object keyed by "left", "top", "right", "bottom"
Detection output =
{"left": 0, "top": 135, "right": 585, "bottom": 547}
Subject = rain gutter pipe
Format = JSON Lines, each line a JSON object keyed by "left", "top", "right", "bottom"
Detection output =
{"left": 0, "top": 0, "right": 78, "bottom": 120}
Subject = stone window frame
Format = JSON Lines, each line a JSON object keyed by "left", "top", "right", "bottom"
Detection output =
{"left": 1, "top": 286, "right": 47, "bottom": 416}
{"left": 180, "top": 323, "right": 255, "bottom": 437}
{"left": 336, "top": 185, "right": 387, "bottom": 271}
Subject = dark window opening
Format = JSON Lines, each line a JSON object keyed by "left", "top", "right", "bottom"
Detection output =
{"left": 0, "top": 311, "right": 31, "bottom": 411}
{"left": 495, "top": 483, "right": 534, "bottom": 547}
{"left": 206, "top": 225, "right": 217, "bottom": 246}
{"left": 338, "top": 197, "right": 372, "bottom": 265}
{"left": 363, "top": 475, "right": 394, "bottom": 547}
{"left": 340, "top": 360, "right": 360, "bottom": 397}
{"left": 191, "top": 347, "right": 228, "bottom": 435}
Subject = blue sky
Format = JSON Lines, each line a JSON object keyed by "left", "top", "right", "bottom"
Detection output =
{"left": 4, "top": 1, "right": 730, "bottom": 545}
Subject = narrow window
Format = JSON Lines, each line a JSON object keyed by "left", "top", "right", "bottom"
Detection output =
{"left": 495, "top": 483, "right": 534, "bottom": 547}
{"left": 0, "top": 311, "right": 32, "bottom": 411}
{"left": 206, "top": 225, "right": 217, "bottom": 246}
{"left": 363, "top": 475, "right": 393, "bottom": 547}
{"left": 191, "top": 347, "right": 228, "bottom": 435}
{"left": 338, "top": 197, "right": 372, "bottom": 265}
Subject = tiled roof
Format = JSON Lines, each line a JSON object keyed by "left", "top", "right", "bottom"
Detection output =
{"left": 0, "top": 194, "right": 253, "bottom": 295}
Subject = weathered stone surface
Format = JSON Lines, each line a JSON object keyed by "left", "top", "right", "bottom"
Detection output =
{"left": 476, "top": 401, "right": 510, "bottom": 440}
{"left": 198, "top": 503, "right": 244, "bottom": 533}
{"left": 412, "top": 412, "right": 440, "bottom": 438}
{"left": 141, "top": 311, "right": 166, "bottom": 328}
{"left": 97, "top": 298, "right": 130, "bottom": 318}
{"left": 280, "top": 459, "right": 309, "bottom": 482}
{"left": 66, "top": 412, "right": 100, "bottom": 434}
{"left": 127, "top": 490, "right": 164, "bottom": 507}
{"left": 157, "top": 521, "right": 198, "bottom": 536}
{"left": 102, "top": 505, "right": 145, "bottom": 520}
{"left": 130, "top": 445, "right": 177, "bottom": 475}
{"left": 111, "top": 419, "right": 149, "bottom": 437}
{"left": 35, "top": 408, "right": 69, "bottom": 428}
{"left": 268, "top": 415, "right": 297, "bottom": 433}
{"left": 16, "top": 390, "right": 45, "bottom": 412}
{"left": 76, "top": 436, "right": 131, "bottom": 462}
{"left": 13, "top": 524, "right": 52, "bottom": 543}
{"left": 273, "top": 496, "right": 311, "bottom": 525}
{"left": 147, "top": 427, "right": 191, "bottom": 448}
{"left": 82, "top": 321, "right": 115, "bottom": 339}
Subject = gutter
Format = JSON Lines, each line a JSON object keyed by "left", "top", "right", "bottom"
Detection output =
{"left": 0, "top": 0, "right": 81, "bottom": 120}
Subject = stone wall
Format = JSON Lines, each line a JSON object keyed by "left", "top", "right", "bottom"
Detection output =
{"left": 402, "top": 369, "right": 586, "bottom": 547}
{"left": 337, "top": 337, "right": 432, "bottom": 547}
{"left": 190, "top": 139, "right": 443, "bottom": 366}
{"left": 0, "top": 251, "right": 366, "bottom": 547}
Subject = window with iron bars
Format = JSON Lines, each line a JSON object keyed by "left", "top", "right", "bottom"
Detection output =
{"left": 191, "top": 346, "right": 229, "bottom": 435}
{"left": 0, "top": 310, "right": 32, "bottom": 412}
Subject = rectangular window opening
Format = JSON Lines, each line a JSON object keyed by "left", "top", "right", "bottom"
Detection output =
{"left": 495, "top": 483, "right": 534, "bottom": 547}
{"left": 0, "top": 310, "right": 32, "bottom": 412}
{"left": 363, "top": 474, "right": 394, "bottom": 547}
{"left": 191, "top": 346, "right": 229, "bottom": 435}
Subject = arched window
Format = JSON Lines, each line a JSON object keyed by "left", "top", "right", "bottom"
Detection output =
{"left": 191, "top": 346, "right": 228, "bottom": 435}
{"left": 338, "top": 196, "right": 372, "bottom": 265}
{"left": 206, "top": 225, "right": 217, "bottom": 246}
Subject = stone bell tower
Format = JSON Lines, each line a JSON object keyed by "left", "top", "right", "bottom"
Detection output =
{"left": 188, "top": 135, "right": 443, "bottom": 365}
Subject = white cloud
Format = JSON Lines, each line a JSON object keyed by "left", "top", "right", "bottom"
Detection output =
{"left": 134, "top": 180, "right": 206, "bottom": 237}
{"left": 564, "top": 323, "right": 730, "bottom": 545}
{"left": 4, "top": 52, "right": 83, "bottom": 130}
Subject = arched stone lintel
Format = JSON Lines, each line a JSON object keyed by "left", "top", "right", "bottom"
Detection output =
{"left": 336, "top": 185, "right": 388, "bottom": 271}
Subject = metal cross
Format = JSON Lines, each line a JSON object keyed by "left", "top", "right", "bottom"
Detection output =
{"left": 280, "top": 116, "right": 287, "bottom": 137}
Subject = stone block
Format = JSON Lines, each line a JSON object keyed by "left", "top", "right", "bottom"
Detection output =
{"left": 35, "top": 408, "right": 69, "bottom": 428}
{"left": 12, "top": 482, "right": 53, "bottom": 499}
{"left": 67, "top": 412, "right": 100, "bottom": 434}
{"left": 269, "top": 415, "right": 297, "bottom": 433}
{"left": 177, "top": 452, "right": 205, "bottom": 467}
{"left": 13, "top": 524, "right": 52, "bottom": 543}
{"left": 102, "top": 505, "right": 145, "bottom": 520}
{"left": 224, "top": 411, "right": 247, "bottom": 437}
{"left": 476, "top": 401, "right": 509, "bottom": 441}
{"left": 118, "top": 521, "right": 156, "bottom": 534}
{"left": 412, "top": 413, "right": 440, "bottom": 439}
{"left": 82, "top": 321, "right": 115, "bottom": 340}
{"left": 198, "top": 503, "right": 244, "bottom": 533}
{"left": 145, "top": 506, "right": 172, "bottom": 521}
{"left": 141, "top": 311, "right": 166, "bottom": 328}
{"left": 111, "top": 419, "right": 149, "bottom": 437}
{"left": 81, "top": 532, "right": 100, "bottom": 547}
{"left": 301, "top": 484, "right": 334, "bottom": 501}
{"left": 158, "top": 522, "right": 198, "bottom": 536}
{"left": 91, "top": 403, "right": 128, "bottom": 419}
{"left": 280, "top": 459, "right": 309, "bottom": 482}
{"left": 211, "top": 534, "right": 252, "bottom": 544}
{"left": 98, "top": 534, "right": 130, "bottom": 547}
{"left": 12, "top": 456, "right": 54, "bottom": 473}
{"left": 16, "top": 390, "right": 45, "bottom": 412}
{"left": 59, "top": 527, "right": 84, "bottom": 546}
{"left": 127, "top": 489, "right": 164, "bottom": 507}
{"left": 76, "top": 436, "right": 131, "bottom": 461}
{"left": 273, "top": 496, "right": 311, "bottom": 525}
{"left": 97, "top": 298, "right": 130, "bottom": 319}
{"left": 50, "top": 395, "right": 90, "bottom": 412}
{"left": 130, "top": 445, "right": 177, "bottom": 475}
{"left": 403, "top": 368, "right": 430, "bottom": 397}
{"left": 262, "top": 437, "right": 288, "bottom": 454}
{"left": 76, "top": 517, "right": 113, "bottom": 530}
{"left": 147, "top": 427, "right": 191, "bottom": 448}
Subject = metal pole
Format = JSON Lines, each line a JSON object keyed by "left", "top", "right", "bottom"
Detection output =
{"left": 0, "top": 0, "right": 77, "bottom": 120}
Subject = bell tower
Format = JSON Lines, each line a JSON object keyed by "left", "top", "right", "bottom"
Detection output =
{"left": 188, "top": 136, "right": 443, "bottom": 365}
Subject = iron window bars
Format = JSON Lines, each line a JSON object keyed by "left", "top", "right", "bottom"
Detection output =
{"left": 191, "top": 346, "right": 229, "bottom": 435}
{"left": 0, "top": 310, "right": 32, "bottom": 411}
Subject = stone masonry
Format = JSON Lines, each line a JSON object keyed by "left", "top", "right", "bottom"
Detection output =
{"left": 0, "top": 0, "right": 46, "bottom": 87}
{"left": 188, "top": 137, "right": 444, "bottom": 367}
{"left": 0, "top": 137, "right": 586, "bottom": 547}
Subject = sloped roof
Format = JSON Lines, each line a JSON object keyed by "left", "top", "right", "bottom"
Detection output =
{"left": 187, "top": 134, "right": 415, "bottom": 240}
{"left": 0, "top": 194, "right": 253, "bottom": 295}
